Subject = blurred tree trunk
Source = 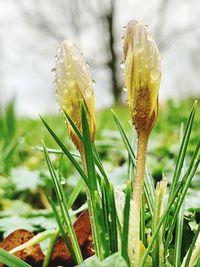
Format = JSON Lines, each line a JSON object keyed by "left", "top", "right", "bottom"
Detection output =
{"left": 106, "top": 1, "right": 121, "bottom": 103}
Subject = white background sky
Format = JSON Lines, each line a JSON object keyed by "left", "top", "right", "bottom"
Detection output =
{"left": 0, "top": 0, "right": 199, "bottom": 116}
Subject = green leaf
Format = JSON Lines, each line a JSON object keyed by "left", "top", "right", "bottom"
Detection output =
{"left": 76, "top": 252, "right": 128, "bottom": 267}
{"left": 41, "top": 116, "right": 88, "bottom": 187}
{"left": 141, "top": 139, "right": 200, "bottom": 267}
{"left": 121, "top": 180, "right": 131, "bottom": 266}
{"left": 183, "top": 223, "right": 200, "bottom": 267}
{"left": 43, "top": 144, "right": 83, "bottom": 264}
{"left": 0, "top": 248, "right": 31, "bottom": 267}
{"left": 168, "top": 101, "right": 196, "bottom": 203}
{"left": 173, "top": 204, "right": 184, "bottom": 267}
{"left": 165, "top": 139, "right": 200, "bottom": 254}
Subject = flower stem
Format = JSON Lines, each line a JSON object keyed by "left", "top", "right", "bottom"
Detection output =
{"left": 133, "top": 131, "right": 149, "bottom": 266}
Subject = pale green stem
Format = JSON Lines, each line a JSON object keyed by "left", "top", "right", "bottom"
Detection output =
{"left": 42, "top": 228, "right": 60, "bottom": 267}
{"left": 133, "top": 132, "right": 149, "bottom": 266}
{"left": 9, "top": 230, "right": 55, "bottom": 254}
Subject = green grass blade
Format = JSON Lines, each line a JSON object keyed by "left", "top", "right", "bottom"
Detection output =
{"left": 165, "top": 139, "right": 200, "bottom": 254}
{"left": 5, "top": 99, "right": 16, "bottom": 141}
{"left": 0, "top": 248, "right": 31, "bottom": 267}
{"left": 40, "top": 116, "right": 88, "bottom": 187}
{"left": 107, "top": 183, "right": 118, "bottom": 253}
{"left": 183, "top": 223, "right": 200, "bottom": 267}
{"left": 121, "top": 180, "right": 131, "bottom": 266}
{"left": 63, "top": 109, "right": 110, "bottom": 187}
{"left": 49, "top": 197, "right": 76, "bottom": 261}
{"left": 63, "top": 110, "right": 83, "bottom": 142}
{"left": 81, "top": 104, "right": 97, "bottom": 192}
{"left": 168, "top": 101, "right": 196, "bottom": 203}
{"left": 141, "top": 139, "right": 200, "bottom": 266}
{"left": 174, "top": 204, "right": 184, "bottom": 267}
{"left": 43, "top": 144, "right": 83, "bottom": 264}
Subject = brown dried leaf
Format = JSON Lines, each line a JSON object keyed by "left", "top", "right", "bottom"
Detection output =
{"left": 50, "top": 209, "right": 94, "bottom": 267}
{"left": 0, "top": 229, "right": 44, "bottom": 267}
{"left": 0, "top": 209, "right": 94, "bottom": 267}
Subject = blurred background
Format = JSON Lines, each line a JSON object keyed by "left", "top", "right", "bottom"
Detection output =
{"left": 0, "top": 0, "right": 200, "bottom": 116}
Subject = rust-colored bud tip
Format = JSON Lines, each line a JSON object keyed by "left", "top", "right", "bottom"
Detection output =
{"left": 54, "top": 40, "right": 96, "bottom": 149}
{"left": 123, "top": 20, "right": 161, "bottom": 134}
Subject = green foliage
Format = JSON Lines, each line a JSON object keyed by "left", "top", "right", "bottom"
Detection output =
{"left": 0, "top": 99, "right": 199, "bottom": 267}
{"left": 0, "top": 248, "right": 31, "bottom": 267}
{"left": 76, "top": 253, "right": 127, "bottom": 267}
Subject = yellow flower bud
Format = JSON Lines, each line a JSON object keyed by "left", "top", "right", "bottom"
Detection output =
{"left": 55, "top": 40, "right": 96, "bottom": 149}
{"left": 123, "top": 20, "right": 161, "bottom": 134}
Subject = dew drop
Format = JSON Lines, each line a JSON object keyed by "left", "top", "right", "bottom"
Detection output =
{"left": 147, "top": 34, "right": 152, "bottom": 42}
{"left": 61, "top": 177, "right": 66, "bottom": 185}
{"left": 51, "top": 67, "right": 56, "bottom": 73}
{"left": 123, "top": 87, "right": 127, "bottom": 92}
{"left": 150, "top": 68, "right": 161, "bottom": 81}
{"left": 120, "top": 61, "right": 124, "bottom": 69}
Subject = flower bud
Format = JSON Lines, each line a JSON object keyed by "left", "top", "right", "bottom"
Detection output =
{"left": 55, "top": 40, "right": 96, "bottom": 149}
{"left": 123, "top": 20, "right": 161, "bottom": 134}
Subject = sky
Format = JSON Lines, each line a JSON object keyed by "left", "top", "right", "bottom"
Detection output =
{"left": 0, "top": 0, "right": 199, "bottom": 117}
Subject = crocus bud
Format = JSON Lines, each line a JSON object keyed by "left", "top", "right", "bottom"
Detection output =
{"left": 55, "top": 40, "right": 96, "bottom": 150}
{"left": 123, "top": 20, "right": 161, "bottom": 135}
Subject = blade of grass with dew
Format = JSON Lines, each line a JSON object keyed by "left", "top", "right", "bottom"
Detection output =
{"left": 174, "top": 123, "right": 186, "bottom": 267}
{"left": 141, "top": 139, "right": 200, "bottom": 267}
{"left": 100, "top": 177, "right": 110, "bottom": 244}
{"left": 93, "top": 190, "right": 111, "bottom": 258}
{"left": 0, "top": 248, "right": 31, "bottom": 267}
{"left": 168, "top": 101, "right": 196, "bottom": 204}
{"left": 49, "top": 197, "right": 76, "bottom": 261}
{"left": 81, "top": 104, "right": 97, "bottom": 192}
{"left": 43, "top": 144, "right": 83, "bottom": 264}
{"left": 111, "top": 110, "right": 155, "bottom": 215}
{"left": 64, "top": 109, "right": 111, "bottom": 186}
{"left": 165, "top": 139, "right": 200, "bottom": 255}
{"left": 182, "top": 223, "right": 200, "bottom": 267}
{"left": 36, "top": 146, "right": 80, "bottom": 158}
{"left": 64, "top": 108, "right": 118, "bottom": 255}
{"left": 43, "top": 176, "right": 85, "bottom": 267}
{"left": 81, "top": 103, "right": 107, "bottom": 259}
{"left": 107, "top": 183, "right": 118, "bottom": 253}
{"left": 121, "top": 180, "right": 131, "bottom": 266}
{"left": 41, "top": 116, "right": 88, "bottom": 187}
{"left": 174, "top": 204, "right": 184, "bottom": 267}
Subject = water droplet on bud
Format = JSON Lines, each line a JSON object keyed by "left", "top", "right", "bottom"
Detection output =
{"left": 150, "top": 68, "right": 161, "bottom": 81}
{"left": 120, "top": 61, "right": 124, "bottom": 69}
